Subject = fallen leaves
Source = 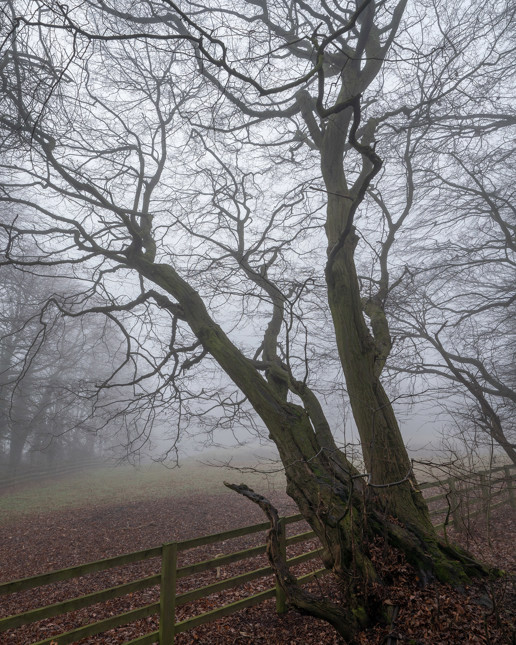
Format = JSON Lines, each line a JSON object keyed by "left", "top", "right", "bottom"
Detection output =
{"left": 0, "top": 491, "right": 514, "bottom": 644}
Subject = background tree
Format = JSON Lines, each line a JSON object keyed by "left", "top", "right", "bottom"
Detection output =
{"left": 0, "top": 252, "right": 139, "bottom": 470}
{"left": 359, "top": 9, "right": 516, "bottom": 464}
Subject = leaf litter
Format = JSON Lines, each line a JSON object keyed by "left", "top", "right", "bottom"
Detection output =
{"left": 1, "top": 489, "right": 514, "bottom": 644}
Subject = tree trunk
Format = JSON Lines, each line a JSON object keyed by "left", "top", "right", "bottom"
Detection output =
{"left": 133, "top": 257, "right": 488, "bottom": 639}
{"left": 325, "top": 232, "right": 430, "bottom": 528}
{"left": 8, "top": 383, "right": 34, "bottom": 473}
{"left": 226, "top": 407, "right": 487, "bottom": 640}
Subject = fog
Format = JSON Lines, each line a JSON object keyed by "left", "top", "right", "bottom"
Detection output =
{"left": 1, "top": 1, "right": 514, "bottom": 479}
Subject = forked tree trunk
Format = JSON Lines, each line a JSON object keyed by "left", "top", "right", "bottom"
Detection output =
{"left": 1, "top": 0, "right": 497, "bottom": 638}
{"left": 276, "top": 412, "right": 485, "bottom": 579}
{"left": 227, "top": 409, "right": 487, "bottom": 639}
{"left": 135, "top": 257, "right": 488, "bottom": 638}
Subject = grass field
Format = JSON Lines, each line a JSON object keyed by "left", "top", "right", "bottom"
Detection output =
{"left": 1, "top": 448, "right": 510, "bottom": 523}
{"left": 0, "top": 456, "right": 287, "bottom": 522}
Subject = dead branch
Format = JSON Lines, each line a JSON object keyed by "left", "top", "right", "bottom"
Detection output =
{"left": 224, "top": 481, "right": 363, "bottom": 640}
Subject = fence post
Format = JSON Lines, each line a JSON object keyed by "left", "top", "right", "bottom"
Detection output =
{"left": 448, "top": 477, "right": 460, "bottom": 530}
{"left": 160, "top": 542, "right": 177, "bottom": 644}
{"left": 275, "top": 518, "right": 287, "bottom": 615}
{"left": 504, "top": 466, "right": 516, "bottom": 509}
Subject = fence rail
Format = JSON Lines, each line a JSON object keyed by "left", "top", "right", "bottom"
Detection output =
{"left": 418, "top": 464, "right": 515, "bottom": 530}
{"left": 1, "top": 512, "right": 324, "bottom": 644}
{"left": 1, "top": 464, "right": 514, "bottom": 644}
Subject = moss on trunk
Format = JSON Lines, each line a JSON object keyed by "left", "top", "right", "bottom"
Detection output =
{"left": 132, "top": 251, "right": 489, "bottom": 641}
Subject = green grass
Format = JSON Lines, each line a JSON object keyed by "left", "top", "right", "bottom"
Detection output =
{"left": 2, "top": 449, "right": 510, "bottom": 523}
{"left": 0, "top": 459, "right": 286, "bottom": 521}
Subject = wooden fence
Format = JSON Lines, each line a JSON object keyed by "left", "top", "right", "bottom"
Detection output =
{"left": 419, "top": 464, "right": 516, "bottom": 530}
{"left": 0, "top": 513, "right": 324, "bottom": 644}
{"left": 1, "top": 464, "right": 514, "bottom": 644}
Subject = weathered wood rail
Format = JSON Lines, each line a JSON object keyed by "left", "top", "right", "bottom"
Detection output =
{"left": 1, "top": 513, "right": 324, "bottom": 644}
{"left": 419, "top": 464, "right": 516, "bottom": 530}
{"left": 1, "top": 464, "right": 514, "bottom": 644}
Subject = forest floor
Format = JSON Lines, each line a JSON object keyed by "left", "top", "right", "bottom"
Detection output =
{"left": 0, "top": 464, "right": 515, "bottom": 644}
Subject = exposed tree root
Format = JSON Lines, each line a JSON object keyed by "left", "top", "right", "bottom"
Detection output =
{"left": 372, "top": 512, "right": 491, "bottom": 585}
{"left": 225, "top": 482, "right": 494, "bottom": 642}
{"left": 224, "top": 481, "right": 364, "bottom": 641}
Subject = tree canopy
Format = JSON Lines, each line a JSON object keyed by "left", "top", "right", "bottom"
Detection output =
{"left": 1, "top": 0, "right": 514, "bottom": 637}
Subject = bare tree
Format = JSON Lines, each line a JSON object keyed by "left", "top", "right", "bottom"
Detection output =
{"left": 0, "top": 252, "right": 136, "bottom": 469}
{"left": 377, "top": 89, "right": 516, "bottom": 464}
{"left": 2, "top": 0, "right": 510, "bottom": 636}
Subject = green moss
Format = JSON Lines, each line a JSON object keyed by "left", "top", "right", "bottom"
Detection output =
{"left": 351, "top": 605, "right": 369, "bottom": 627}
{"left": 432, "top": 557, "right": 469, "bottom": 585}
